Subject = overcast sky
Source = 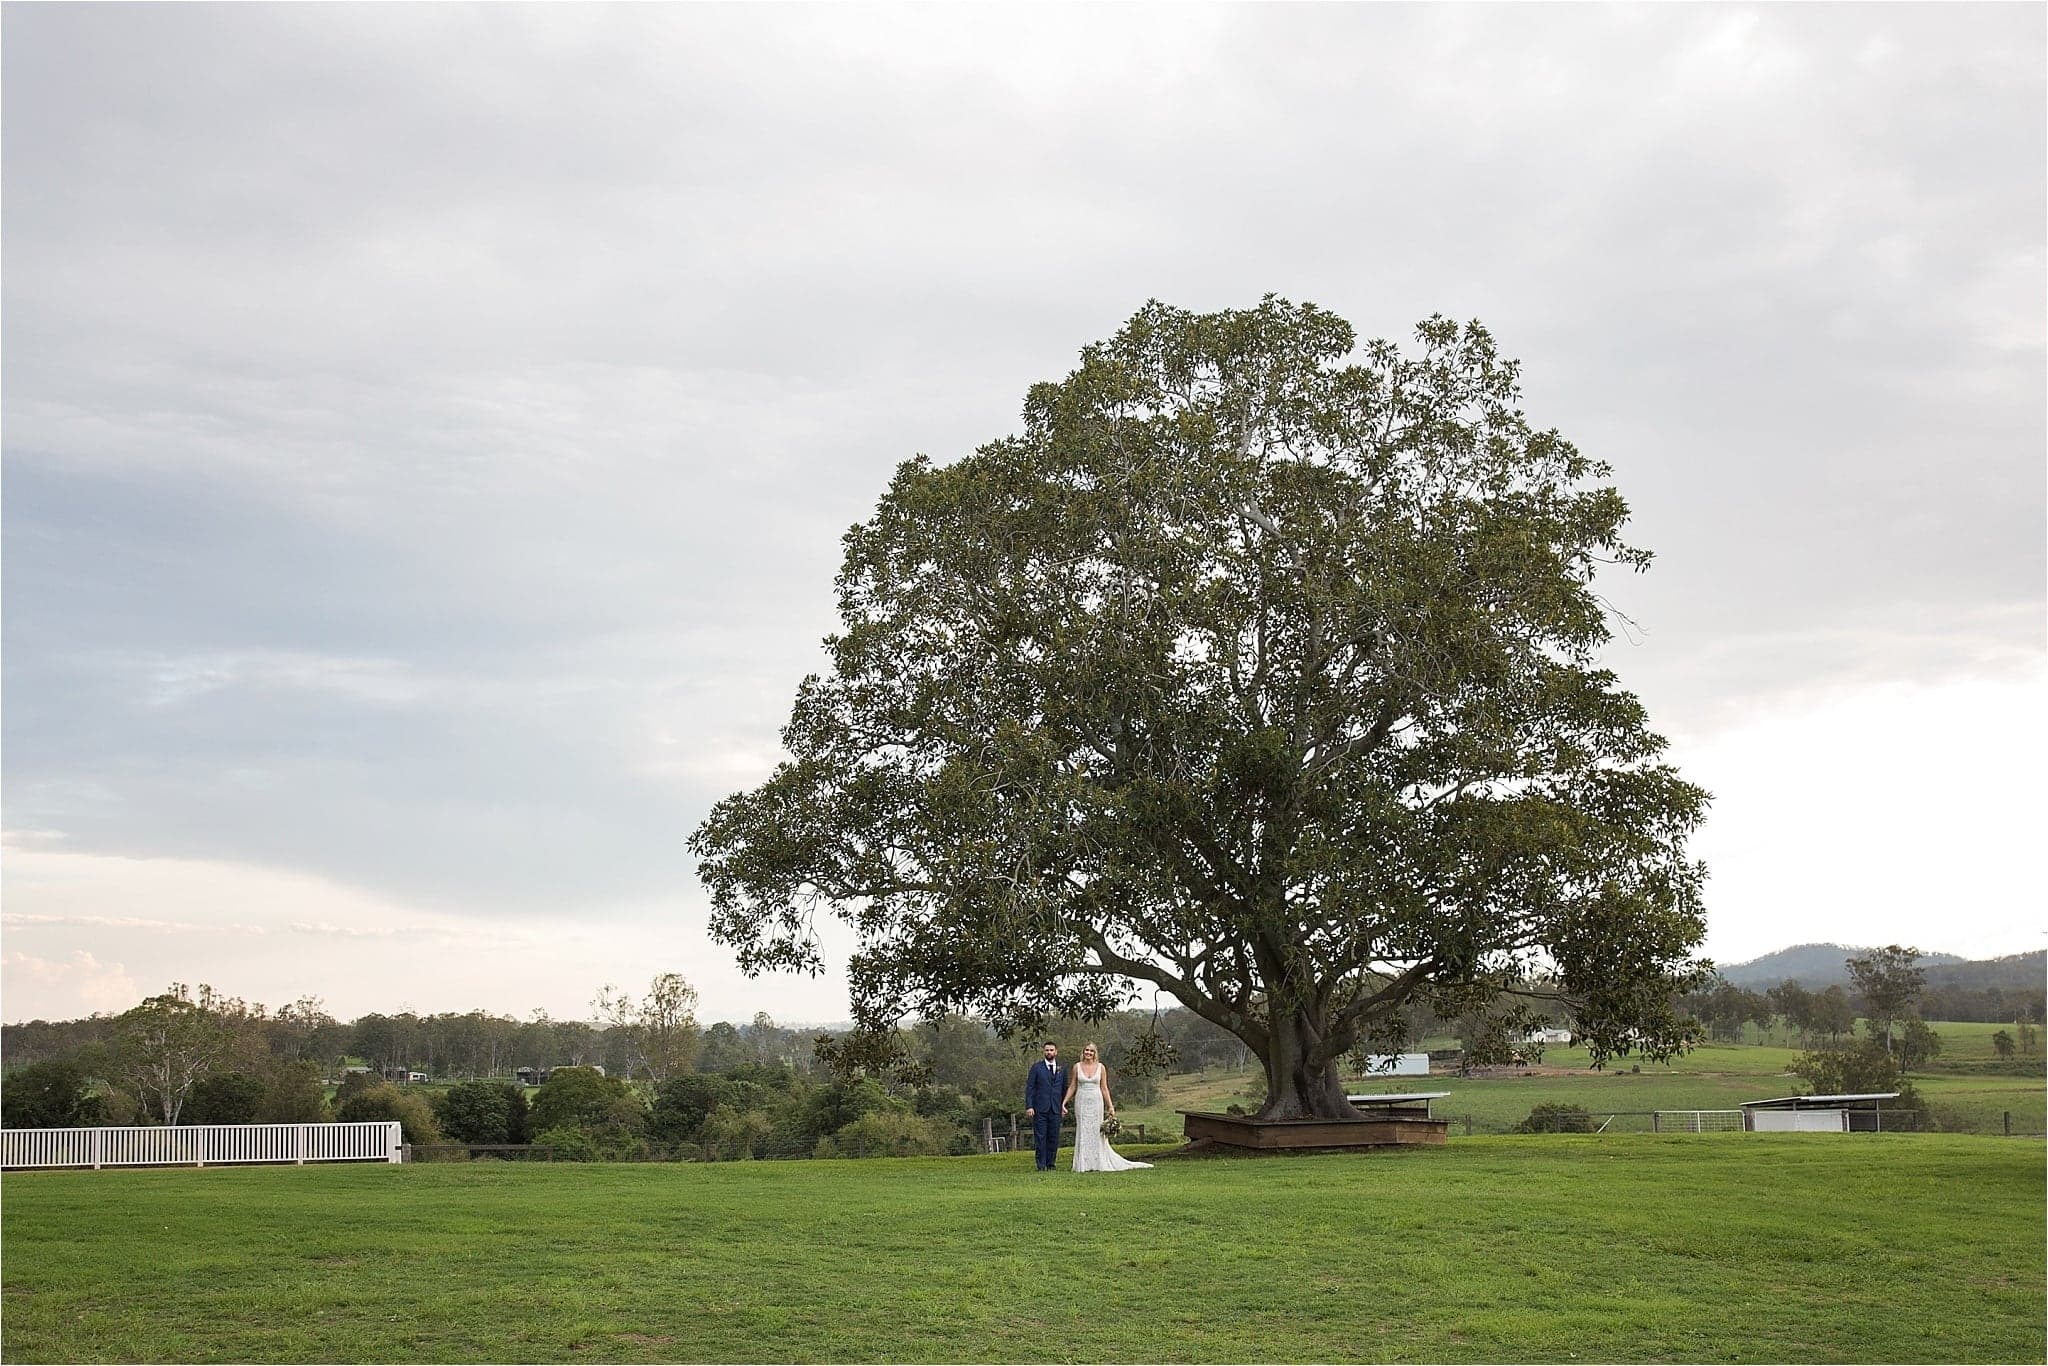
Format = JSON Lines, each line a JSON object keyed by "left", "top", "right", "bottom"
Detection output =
{"left": 4, "top": 4, "right": 2042, "bottom": 1027}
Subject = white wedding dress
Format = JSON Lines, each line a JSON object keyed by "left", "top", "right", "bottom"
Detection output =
{"left": 1070, "top": 1064, "right": 1152, "bottom": 1172}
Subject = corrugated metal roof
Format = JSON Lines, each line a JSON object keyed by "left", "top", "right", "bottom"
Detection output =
{"left": 1741, "top": 1092, "right": 1900, "bottom": 1109}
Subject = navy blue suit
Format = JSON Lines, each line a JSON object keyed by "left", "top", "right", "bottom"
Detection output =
{"left": 1025, "top": 1059, "right": 1067, "bottom": 1170}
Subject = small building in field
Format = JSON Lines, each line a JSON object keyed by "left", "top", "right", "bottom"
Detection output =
{"left": 1741, "top": 1092, "right": 1902, "bottom": 1132}
{"left": 1357, "top": 1052, "right": 1431, "bottom": 1077}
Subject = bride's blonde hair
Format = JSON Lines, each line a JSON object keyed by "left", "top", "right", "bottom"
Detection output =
{"left": 1082, "top": 1042, "right": 1099, "bottom": 1057}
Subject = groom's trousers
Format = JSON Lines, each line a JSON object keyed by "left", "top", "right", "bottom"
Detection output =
{"left": 1032, "top": 1109, "right": 1062, "bottom": 1170}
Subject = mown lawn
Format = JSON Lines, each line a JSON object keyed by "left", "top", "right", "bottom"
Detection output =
{"left": 3, "top": 1135, "right": 2040, "bottom": 1363}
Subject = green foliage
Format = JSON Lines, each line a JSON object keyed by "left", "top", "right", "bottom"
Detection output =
{"left": 650, "top": 1074, "right": 731, "bottom": 1144}
{"left": 112, "top": 991, "right": 231, "bottom": 1125}
{"left": 1992, "top": 1030, "right": 2015, "bottom": 1060}
{"left": 526, "top": 1067, "right": 648, "bottom": 1156}
{"left": 332, "top": 1083, "right": 442, "bottom": 1145}
{"left": 1809, "top": 985, "right": 1856, "bottom": 1042}
{"left": 258, "top": 1061, "right": 330, "bottom": 1125}
{"left": 528, "top": 1124, "right": 601, "bottom": 1162}
{"left": 433, "top": 1080, "right": 530, "bottom": 1145}
{"left": 181, "top": 1071, "right": 265, "bottom": 1126}
{"left": 592, "top": 973, "right": 702, "bottom": 1083}
{"left": 528, "top": 1067, "right": 639, "bottom": 1131}
{"left": 795, "top": 1078, "right": 894, "bottom": 1145}
{"left": 691, "top": 298, "right": 1711, "bottom": 1122}
{"left": 1895, "top": 1017, "right": 1944, "bottom": 1073}
{"left": 331, "top": 1071, "right": 380, "bottom": 1110}
{"left": 1789, "top": 1041, "right": 1925, "bottom": 1113}
{"left": 818, "top": 1109, "right": 948, "bottom": 1158}
{"left": 0, "top": 1058, "right": 109, "bottom": 1129}
{"left": 701, "top": 1107, "right": 776, "bottom": 1161}
{"left": 1847, "top": 945, "right": 1926, "bottom": 1054}
{"left": 1513, "top": 1101, "right": 1595, "bottom": 1133}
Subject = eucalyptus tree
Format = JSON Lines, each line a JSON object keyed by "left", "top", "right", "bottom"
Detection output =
{"left": 113, "top": 990, "right": 230, "bottom": 1126}
{"left": 1846, "top": 944, "right": 1925, "bottom": 1056}
{"left": 692, "top": 298, "right": 1711, "bottom": 1121}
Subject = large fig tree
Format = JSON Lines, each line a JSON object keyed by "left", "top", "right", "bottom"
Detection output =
{"left": 691, "top": 298, "right": 1710, "bottom": 1121}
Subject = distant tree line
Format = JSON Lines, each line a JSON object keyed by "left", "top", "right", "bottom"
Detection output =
{"left": 8, "top": 948, "right": 2032, "bottom": 1153}
{"left": 0, "top": 973, "right": 1258, "bottom": 1159}
{"left": 1679, "top": 943, "right": 2042, "bottom": 1049}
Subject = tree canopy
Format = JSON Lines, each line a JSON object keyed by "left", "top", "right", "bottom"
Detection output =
{"left": 1847, "top": 944, "right": 1925, "bottom": 1056}
{"left": 691, "top": 297, "right": 1712, "bottom": 1120}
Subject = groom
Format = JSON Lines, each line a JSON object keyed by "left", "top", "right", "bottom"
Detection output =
{"left": 1024, "top": 1040, "right": 1066, "bottom": 1171}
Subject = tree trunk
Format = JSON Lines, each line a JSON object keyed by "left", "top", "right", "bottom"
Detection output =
{"left": 1254, "top": 1009, "right": 1361, "bottom": 1121}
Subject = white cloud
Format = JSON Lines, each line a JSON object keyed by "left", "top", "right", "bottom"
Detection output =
{"left": 1, "top": 949, "right": 140, "bottom": 1017}
{"left": 0, "top": 845, "right": 851, "bottom": 1025}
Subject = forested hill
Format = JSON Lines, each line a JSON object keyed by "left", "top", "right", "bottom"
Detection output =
{"left": 1718, "top": 943, "right": 1971, "bottom": 990}
{"left": 1720, "top": 944, "right": 2044, "bottom": 991}
{"left": 1924, "top": 951, "right": 2048, "bottom": 991}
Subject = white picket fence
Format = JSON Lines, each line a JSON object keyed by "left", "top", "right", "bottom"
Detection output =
{"left": 1, "top": 1121, "right": 403, "bottom": 1170}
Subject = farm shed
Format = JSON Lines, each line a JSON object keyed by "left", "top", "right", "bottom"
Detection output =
{"left": 1741, "top": 1092, "right": 1902, "bottom": 1132}
{"left": 1357, "top": 1052, "right": 1431, "bottom": 1076}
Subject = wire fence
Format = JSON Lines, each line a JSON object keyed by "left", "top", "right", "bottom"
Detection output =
{"left": 1445, "top": 1109, "right": 1941, "bottom": 1135}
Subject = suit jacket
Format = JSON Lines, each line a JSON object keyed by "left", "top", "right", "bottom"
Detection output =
{"left": 1026, "top": 1059, "right": 1067, "bottom": 1114}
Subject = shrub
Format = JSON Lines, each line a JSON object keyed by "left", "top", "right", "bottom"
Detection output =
{"left": 525, "top": 1068, "right": 650, "bottom": 1158}
{"left": 530, "top": 1125, "right": 601, "bottom": 1162}
{"left": 1515, "top": 1102, "right": 1595, "bottom": 1134}
{"left": 334, "top": 1083, "right": 442, "bottom": 1145}
{"left": 702, "top": 1107, "right": 776, "bottom": 1161}
{"left": 1790, "top": 1042, "right": 1926, "bottom": 1112}
{"left": 331, "top": 1071, "right": 380, "bottom": 1110}
{"left": 182, "top": 1072, "right": 265, "bottom": 1126}
{"left": 821, "top": 1109, "right": 948, "bottom": 1158}
{"left": 796, "top": 1078, "right": 893, "bottom": 1144}
{"left": 434, "top": 1081, "right": 529, "bottom": 1145}
{"left": 528, "top": 1067, "right": 645, "bottom": 1134}
{"left": 0, "top": 1058, "right": 109, "bottom": 1129}
{"left": 651, "top": 1074, "right": 731, "bottom": 1144}
{"left": 258, "top": 1061, "right": 330, "bottom": 1124}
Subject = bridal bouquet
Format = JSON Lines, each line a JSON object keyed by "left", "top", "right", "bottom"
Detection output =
{"left": 1099, "top": 1115, "right": 1121, "bottom": 1137}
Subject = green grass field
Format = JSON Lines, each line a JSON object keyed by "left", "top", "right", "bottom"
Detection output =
{"left": 3, "top": 1136, "right": 2041, "bottom": 1363}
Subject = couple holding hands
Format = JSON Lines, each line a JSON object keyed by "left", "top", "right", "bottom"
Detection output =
{"left": 1023, "top": 1040, "right": 1153, "bottom": 1174}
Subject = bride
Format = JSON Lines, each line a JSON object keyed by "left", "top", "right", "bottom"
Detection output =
{"left": 1061, "top": 1043, "right": 1153, "bottom": 1172}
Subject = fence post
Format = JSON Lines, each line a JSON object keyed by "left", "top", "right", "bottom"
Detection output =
{"left": 92, "top": 1128, "right": 104, "bottom": 1170}
{"left": 1463, "top": 1115, "right": 1472, "bottom": 1137}
{"left": 196, "top": 1125, "right": 207, "bottom": 1169}
{"left": 983, "top": 1116, "right": 994, "bottom": 1154}
{"left": 2004, "top": 1111, "right": 2011, "bottom": 1136}
{"left": 296, "top": 1124, "right": 306, "bottom": 1165}
{"left": 1652, "top": 1112, "right": 1661, "bottom": 1133}
{"left": 387, "top": 1121, "right": 403, "bottom": 1163}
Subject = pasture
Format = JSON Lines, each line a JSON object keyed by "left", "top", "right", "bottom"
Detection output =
{"left": 3, "top": 1135, "right": 2041, "bottom": 1363}
{"left": 1127, "top": 1024, "right": 2047, "bottom": 1139}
